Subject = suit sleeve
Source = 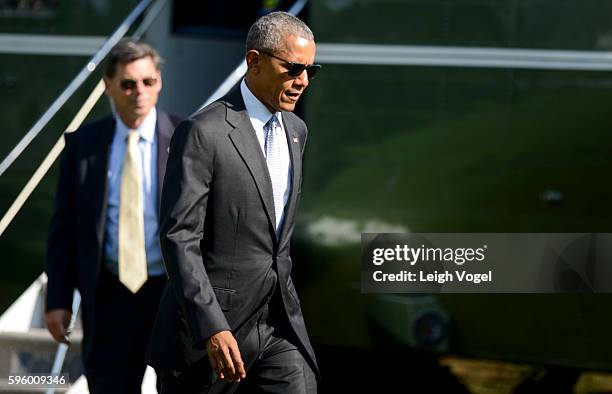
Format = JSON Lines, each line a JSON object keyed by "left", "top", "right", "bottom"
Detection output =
{"left": 159, "top": 118, "right": 230, "bottom": 348}
{"left": 45, "top": 132, "right": 78, "bottom": 311}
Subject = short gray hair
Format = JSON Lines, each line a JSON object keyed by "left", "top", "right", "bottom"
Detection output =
{"left": 104, "top": 38, "right": 163, "bottom": 78}
{"left": 246, "top": 11, "right": 314, "bottom": 54}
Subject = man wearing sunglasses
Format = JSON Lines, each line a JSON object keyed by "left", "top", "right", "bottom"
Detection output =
{"left": 147, "top": 11, "right": 320, "bottom": 394}
{"left": 45, "top": 39, "right": 181, "bottom": 393}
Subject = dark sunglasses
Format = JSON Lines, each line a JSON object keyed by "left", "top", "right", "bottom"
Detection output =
{"left": 119, "top": 77, "right": 158, "bottom": 90}
{"left": 258, "top": 50, "right": 321, "bottom": 79}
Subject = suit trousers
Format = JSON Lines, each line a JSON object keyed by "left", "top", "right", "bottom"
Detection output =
{"left": 85, "top": 268, "right": 166, "bottom": 394}
{"left": 159, "top": 286, "right": 317, "bottom": 394}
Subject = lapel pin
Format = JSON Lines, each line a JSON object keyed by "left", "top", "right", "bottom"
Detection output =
{"left": 167, "top": 147, "right": 170, "bottom": 153}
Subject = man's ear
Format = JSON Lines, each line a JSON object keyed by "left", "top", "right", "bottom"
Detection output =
{"left": 103, "top": 77, "right": 111, "bottom": 96}
{"left": 156, "top": 73, "right": 162, "bottom": 92}
{"left": 246, "top": 50, "right": 260, "bottom": 74}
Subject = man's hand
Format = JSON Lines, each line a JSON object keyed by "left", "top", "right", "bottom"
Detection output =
{"left": 206, "top": 330, "right": 246, "bottom": 382}
{"left": 45, "top": 309, "right": 72, "bottom": 344}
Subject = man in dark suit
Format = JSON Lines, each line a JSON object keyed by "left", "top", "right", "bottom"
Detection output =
{"left": 45, "top": 39, "right": 180, "bottom": 393}
{"left": 147, "top": 11, "right": 321, "bottom": 394}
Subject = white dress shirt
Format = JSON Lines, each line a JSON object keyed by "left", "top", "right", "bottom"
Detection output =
{"left": 240, "top": 79, "right": 292, "bottom": 235}
{"left": 104, "top": 107, "right": 165, "bottom": 275}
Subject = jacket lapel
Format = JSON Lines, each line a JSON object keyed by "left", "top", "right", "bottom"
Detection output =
{"left": 225, "top": 90, "right": 277, "bottom": 235}
{"left": 91, "top": 117, "right": 116, "bottom": 253}
{"left": 278, "top": 113, "right": 302, "bottom": 247}
{"left": 156, "top": 109, "right": 173, "bottom": 211}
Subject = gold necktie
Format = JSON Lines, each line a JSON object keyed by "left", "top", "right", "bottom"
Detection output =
{"left": 118, "top": 130, "right": 147, "bottom": 293}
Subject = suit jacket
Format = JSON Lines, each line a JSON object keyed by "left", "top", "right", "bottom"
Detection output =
{"left": 45, "top": 109, "right": 180, "bottom": 362}
{"left": 147, "top": 89, "right": 318, "bottom": 377}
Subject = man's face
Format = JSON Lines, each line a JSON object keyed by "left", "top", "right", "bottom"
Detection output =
{"left": 104, "top": 56, "right": 162, "bottom": 128}
{"left": 247, "top": 35, "right": 316, "bottom": 113}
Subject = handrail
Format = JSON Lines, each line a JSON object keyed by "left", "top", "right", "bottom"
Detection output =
{"left": 315, "top": 43, "right": 612, "bottom": 70}
{"left": 0, "top": 0, "right": 153, "bottom": 178}
{"left": 0, "top": 81, "right": 105, "bottom": 237}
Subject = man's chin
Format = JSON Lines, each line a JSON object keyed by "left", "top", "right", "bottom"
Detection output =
{"left": 134, "top": 106, "right": 152, "bottom": 116}
{"left": 279, "top": 102, "right": 297, "bottom": 112}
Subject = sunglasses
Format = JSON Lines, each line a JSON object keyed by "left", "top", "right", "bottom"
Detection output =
{"left": 258, "top": 50, "right": 322, "bottom": 79}
{"left": 119, "top": 77, "right": 158, "bottom": 90}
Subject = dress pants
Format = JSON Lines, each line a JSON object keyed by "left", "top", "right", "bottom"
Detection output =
{"left": 159, "top": 286, "right": 317, "bottom": 394}
{"left": 85, "top": 268, "right": 166, "bottom": 394}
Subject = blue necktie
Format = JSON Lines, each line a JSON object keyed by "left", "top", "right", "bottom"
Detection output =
{"left": 264, "top": 114, "right": 284, "bottom": 233}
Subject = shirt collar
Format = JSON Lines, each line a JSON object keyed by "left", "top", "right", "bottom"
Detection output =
{"left": 240, "top": 79, "right": 282, "bottom": 129}
{"left": 114, "top": 107, "right": 157, "bottom": 143}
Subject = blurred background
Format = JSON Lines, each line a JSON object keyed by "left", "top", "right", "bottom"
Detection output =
{"left": 1, "top": 0, "right": 612, "bottom": 392}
